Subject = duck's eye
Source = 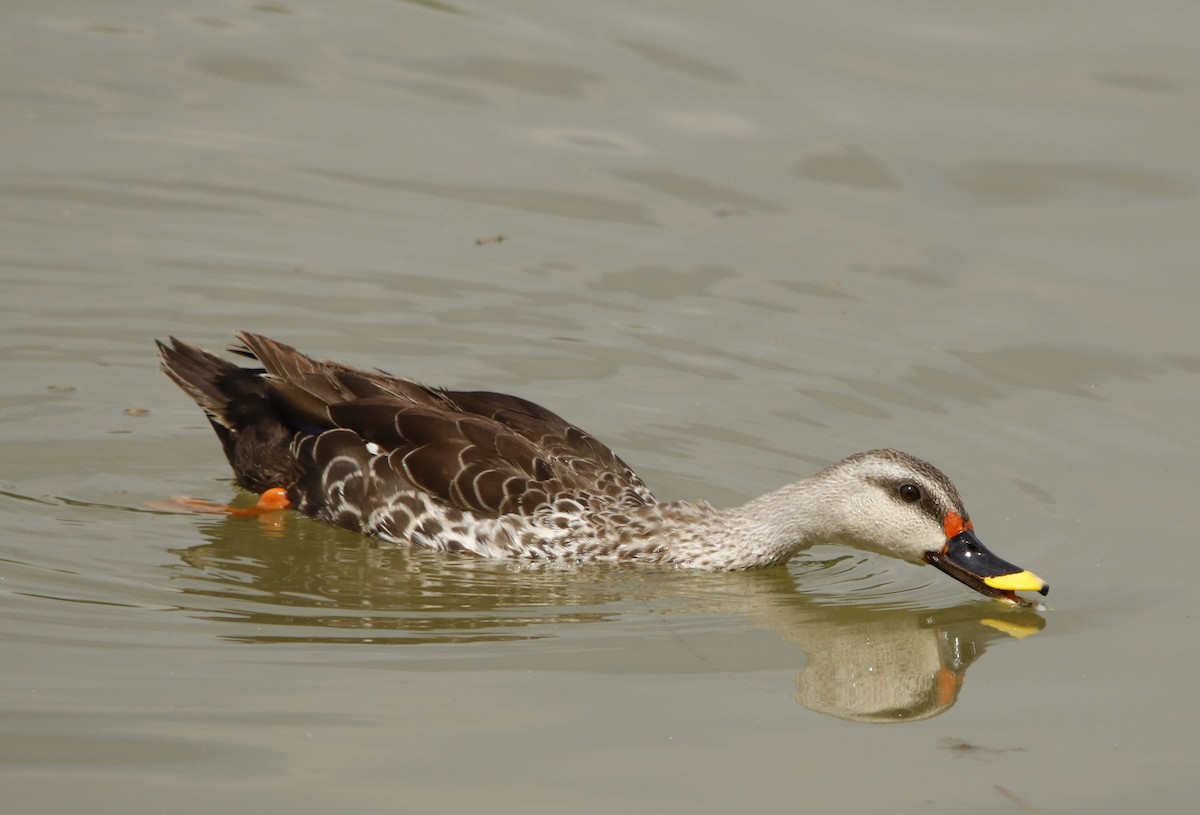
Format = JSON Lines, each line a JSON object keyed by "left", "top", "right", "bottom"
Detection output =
{"left": 898, "top": 483, "right": 922, "bottom": 503}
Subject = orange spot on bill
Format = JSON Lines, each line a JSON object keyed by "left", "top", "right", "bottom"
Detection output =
{"left": 942, "top": 510, "right": 973, "bottom": 538}
{"left": 936, "top": 664, "right": 963, "bottom": 707}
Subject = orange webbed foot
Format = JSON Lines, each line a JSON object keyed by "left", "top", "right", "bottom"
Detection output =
{"left": 244, "top": 487, "right": 291, "bottom": 514}
{"left": 150, "top": 487, "right": 291, "bottom": 516}
{"left": 149, "top": 496, "right": 235, "bottom": 514}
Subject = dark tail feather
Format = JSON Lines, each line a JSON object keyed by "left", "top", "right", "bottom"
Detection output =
{"left": 157, "top": 336, "right": 298, "bottom": 493}
{"left": 156, "top": 337, "right": 243, "bottom": 428}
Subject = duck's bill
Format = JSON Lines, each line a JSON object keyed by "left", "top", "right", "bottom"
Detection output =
{"left": 924, "top": 530, "right": 1049, "bottom": 606}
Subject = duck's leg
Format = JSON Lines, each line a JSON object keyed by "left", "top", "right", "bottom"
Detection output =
{"left": 152, "top": 487, "right": 292, "bottom": 516}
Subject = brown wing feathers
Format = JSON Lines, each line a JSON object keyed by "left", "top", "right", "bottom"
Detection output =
{"left": 159, "top": 332, "right": 656, "bottom": 522}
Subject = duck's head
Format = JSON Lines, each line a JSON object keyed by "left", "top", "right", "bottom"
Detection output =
{"left": 821, "top": 449, "right": 1049, "bottom": 606}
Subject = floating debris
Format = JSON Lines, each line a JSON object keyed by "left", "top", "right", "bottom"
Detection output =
{"left": 995, "top": 784, "right": 1044, "bottom": 815}
{"left": 940, "top": 737, "right": 1025, "bottom": 755}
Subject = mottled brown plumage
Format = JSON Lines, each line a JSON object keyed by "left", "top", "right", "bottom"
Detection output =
{"left": 158, "top": 332, "right": 665, "bottom": 561}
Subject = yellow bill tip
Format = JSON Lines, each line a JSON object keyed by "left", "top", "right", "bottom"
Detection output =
{"left": 980, "top": 618, "right": 1042, "bottom": 640}
{"left": 983, "top": 570, "right": 1048, "bottom": 594}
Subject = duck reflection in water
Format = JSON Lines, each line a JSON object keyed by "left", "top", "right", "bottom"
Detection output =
{"left": 167, "top": 509, "right": 1045, "bottom": 723}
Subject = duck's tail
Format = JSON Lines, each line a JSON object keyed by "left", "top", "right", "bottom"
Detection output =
{"left": 156, "top": 336, "right": 298, "bottom": 493}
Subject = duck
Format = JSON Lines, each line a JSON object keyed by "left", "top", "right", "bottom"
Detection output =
{"left": 157, "top": 331, "right": 1048, "bottom": 605}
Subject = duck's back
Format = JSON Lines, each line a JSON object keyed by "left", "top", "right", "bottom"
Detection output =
{"left": 158, "top": 332, "right": 659, "bottom": 557}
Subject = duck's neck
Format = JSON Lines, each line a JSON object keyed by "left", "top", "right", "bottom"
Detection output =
{"left": 650, "top": 472, "right": 850, "bottom": 570}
